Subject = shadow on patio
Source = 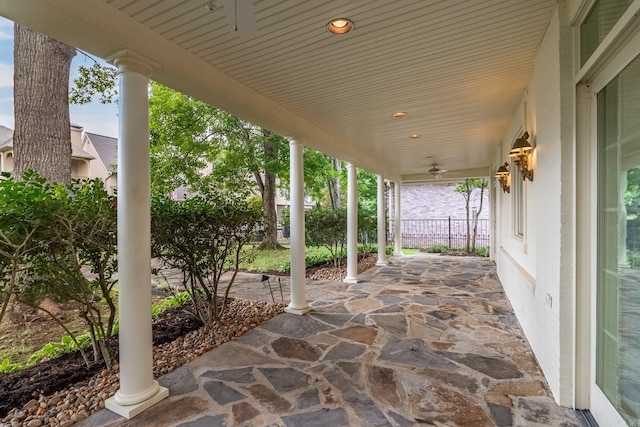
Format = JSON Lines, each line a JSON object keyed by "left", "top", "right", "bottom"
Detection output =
{"left": 79, "top": 254, "right": 580, "bottom": 427}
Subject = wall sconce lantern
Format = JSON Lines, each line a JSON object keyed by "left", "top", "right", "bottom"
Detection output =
{"left": 509, "top": 131, "right": 534, "bottom": 181}
{"left": 495, "top": 162, "right": 510, "bottom": 193}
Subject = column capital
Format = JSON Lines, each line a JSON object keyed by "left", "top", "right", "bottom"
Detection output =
{"left": 288, "top": 136, "right": 305, "bottom": 146}
{"left": 107, "top": 50, "right": 159, "bottom": 77}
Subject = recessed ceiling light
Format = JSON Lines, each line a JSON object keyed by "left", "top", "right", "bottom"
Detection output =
{"left": 410, "top": 134, "right": 420, "bottom": 139}
{"left": 327, "top": 18, "right": 354, "bottom": 34}
{"left": 392, "top": 111, "right": 407, "bottom": 118}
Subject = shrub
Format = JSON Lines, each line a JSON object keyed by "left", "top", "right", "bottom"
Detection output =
{"left": 151, "top": 188, "right": 263, "bottom": 327}
{"left": 305, "top": 206, "right": 347, "bottom": 268}
{"left": 0, "top": 174, "right": 118, "bottom": 369}
{"left": 424, "top": 244, "right": 450, "bottom": 254}
{"left": 0, "top": 171, "right": 56, "bottom": 327}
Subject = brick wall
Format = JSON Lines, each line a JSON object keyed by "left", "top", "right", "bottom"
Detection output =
{"left": 389, "top": 182, "right": 491, "bottom": 220}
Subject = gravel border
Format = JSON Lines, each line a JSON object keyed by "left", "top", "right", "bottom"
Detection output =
{"left": 1, "top": 300, "right": 284, "bottom": 427}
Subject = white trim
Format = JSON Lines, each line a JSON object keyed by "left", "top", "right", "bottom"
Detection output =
{"left": 575, "top": 0, "right": 640, "bottom": 84}
{"left": 590, "top": 386, "right": 628, "bottom": 427}
{"left": 576, "top": 21, "right": 640, "bottom": 424}
{"left": 575, "top": 81, "right": 593, "bottom": 410}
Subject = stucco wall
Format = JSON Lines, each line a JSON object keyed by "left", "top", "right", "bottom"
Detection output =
{"left": 494, "top": 4, "right": 575, "bottom": 405}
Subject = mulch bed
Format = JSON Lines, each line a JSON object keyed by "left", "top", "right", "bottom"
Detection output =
{"left": 0, "top": 308, "right": 202, "bottom": 418}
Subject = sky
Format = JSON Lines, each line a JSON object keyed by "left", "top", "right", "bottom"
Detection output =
{"left": 0, "top": 16, "right": 119, "bottom": 138}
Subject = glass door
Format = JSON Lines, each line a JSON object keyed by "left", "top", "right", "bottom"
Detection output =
{"left": 595, "top": 52, "right": 640, "bottom": 425}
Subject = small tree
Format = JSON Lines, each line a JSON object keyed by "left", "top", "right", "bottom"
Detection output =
{"left": 151, "top": 188, "right": 263, "bottom": 327}
{"left": 305, "top": 206, "right": 347, "bottom": 268}
{"left": 454, "top": 178, "right": 488, "bottom": 252}
{"left": 471, "top": 179, "right": 488, "bottom": 251}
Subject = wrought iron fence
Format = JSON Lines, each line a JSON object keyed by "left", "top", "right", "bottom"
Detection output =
{"left": 388, "top": 218, "right": 490, "bottom": 249}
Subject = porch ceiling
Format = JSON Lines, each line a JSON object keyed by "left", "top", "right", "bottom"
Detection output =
{"left": 0, "top": 0, "right": 556, "bottom": 181}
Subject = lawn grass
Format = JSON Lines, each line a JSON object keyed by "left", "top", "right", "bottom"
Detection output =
{"left": 240, "top": 245, "right": 422, "bottom": 272}
{"left": 240, "top": 245, "right": 337, "bottom": 272}
{"left": 401, "top": 248, "right": 421, "bottom": 255}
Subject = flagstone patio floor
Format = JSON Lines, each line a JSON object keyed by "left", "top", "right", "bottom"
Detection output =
{"left": 78, "top": 254, "right": 581, "bottom": 426}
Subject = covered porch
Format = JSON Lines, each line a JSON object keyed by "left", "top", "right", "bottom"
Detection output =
{"left": 77, "top": 254, "right": 579, "bottom": 426}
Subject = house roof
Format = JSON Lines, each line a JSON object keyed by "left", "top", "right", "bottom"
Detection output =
{"left": 0, "top": 0, "right": 557, "bottom": 181}
{"left": 86, "top": 132, "right": 117, "bottom": 173}
{"left": 0, "top": 125, "right": 95, "bottom": 159}
{"left": 0, "top": 125, "right": 13, "bottom": 150}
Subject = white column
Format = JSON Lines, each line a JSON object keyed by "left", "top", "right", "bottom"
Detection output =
{"left": 105, "top": 52, "right": 168, "bottom": 419}
{"left": 344, "top": 162, "right": 358, "bottom": 283}
{"left": 376, "top": 175, "right": 387, "bottom": 266}
{"left": 394, "top": 182, "right": 403, "bottom": 255}
{"left": 285, "top": 139, "right": 311, "bottom": 315}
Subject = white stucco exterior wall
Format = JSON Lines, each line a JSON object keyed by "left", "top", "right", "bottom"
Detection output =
{"left": 495, "top": 3, "right": 576, "bottom": 406}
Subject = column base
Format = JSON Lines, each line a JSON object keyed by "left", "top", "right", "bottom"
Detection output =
{"left": 375, "top": 261, "right": 387, "bottom": 267}
{"left": 343, "top": 276, "right": 358, "bottom": 284}
{"left": 105, "top": 386, "right": 169, "bottom": 419}
{"left": 285, "top": 305, "right": 312, "bottom": 315}
{"left": 393, "top": 251, "right": 404, "bottom": 256}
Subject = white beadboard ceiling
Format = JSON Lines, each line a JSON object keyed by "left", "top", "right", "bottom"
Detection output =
{"left": 0, "top": 0, "right": 557, "bottom": 181}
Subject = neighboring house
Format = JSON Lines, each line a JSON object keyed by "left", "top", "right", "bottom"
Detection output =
{"left": 81, "top": 131, "right": 118, "bottom": 195}
{"left": 0, "top": 124, "right": 118, "bottom": 194}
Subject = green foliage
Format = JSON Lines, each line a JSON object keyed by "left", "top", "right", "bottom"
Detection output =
{"left": 69, "top": 62, "right": 118, "bottom": 105}
{"left": 2, "top": 292, "right": 191, "bottom": 373}
{"left": 474, "top": 246, "right": 490, "bottom": 257}
{"left": 424, "top": 244, "right": 489, "bottom": 257}
{"left": 0, "top": 358, "right": 22, "bottom": 373}
{"left": 627, "top": 251, "right": 640, "bottom": 268}
{"left": 27, "top": 335, "right": 81, "bottom": 365}
{"left": 454, "top": 178, "right": 488, "bottom": 251}
{"left": 0, "top": 171, "right": 57, "bottom": 326}
{"left": 151, "top": 292, "right": 191, "bottom": 319}
{"left": 625, "top": 168, "right": 640, "bottom": 214}
{"left": 0, "top": 173, "right": 119, "bottom": 369}
{"left": 424, "top": 244, "right": 450, "bottom": 254}
{"left": 298, "top": 150, "right": 339, "bottom": 206}
{"left": 305, "top": 206, "right": 347, "bottom": 268}
{"left": 277, "top": 251, "right": 337, "bottom": 272}
{"left": 151, "top": 187, "right": 263, "bottom": 326}
{"left": 149, "top": 82, "right": 236, "bottom": 196}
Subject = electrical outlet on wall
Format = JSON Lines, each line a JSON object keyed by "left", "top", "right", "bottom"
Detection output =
{"left": 545, "top": 293, "right": 552, "bottom": 308}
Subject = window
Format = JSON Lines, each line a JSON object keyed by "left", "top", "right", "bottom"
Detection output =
{"left": 596, "top": 52, "right": 640, "bottom": 424}
{"left": 512, "top": 152, "right": 525, "bottom": 238}
{"left": 581, "top": 0, "right": 634, "bottom": 66}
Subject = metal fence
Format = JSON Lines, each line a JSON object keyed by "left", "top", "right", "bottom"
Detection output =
{"left": 388, "top": 218, "right": 490, "bottom": 250}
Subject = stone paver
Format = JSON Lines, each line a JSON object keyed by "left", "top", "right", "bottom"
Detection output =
{"left": 78, "top": 254, "right": 580, "bottom": 427}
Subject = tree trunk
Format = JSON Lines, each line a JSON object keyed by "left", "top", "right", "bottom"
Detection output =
{"left": 13, "top": 24, "right": 76, "bottom": 183}
{"left": 328, "top": 158, "right": 341, "bottom": 208}
{"left": 471, "top": 180, "right": 486, "bottom": 251}
{"left": 259, "top": 130, "right": 282, "bottom": 249}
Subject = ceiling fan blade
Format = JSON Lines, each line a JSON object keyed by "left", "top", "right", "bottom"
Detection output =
{"left": 224, "top": 0, "right": 256, "bottom": 37}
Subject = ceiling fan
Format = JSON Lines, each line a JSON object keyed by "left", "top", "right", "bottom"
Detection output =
{"left": 205, "top": 0, "right": 256, "bottom": 37}
{"left": 428, "top": 163, "right": 448, "bottom": 179}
